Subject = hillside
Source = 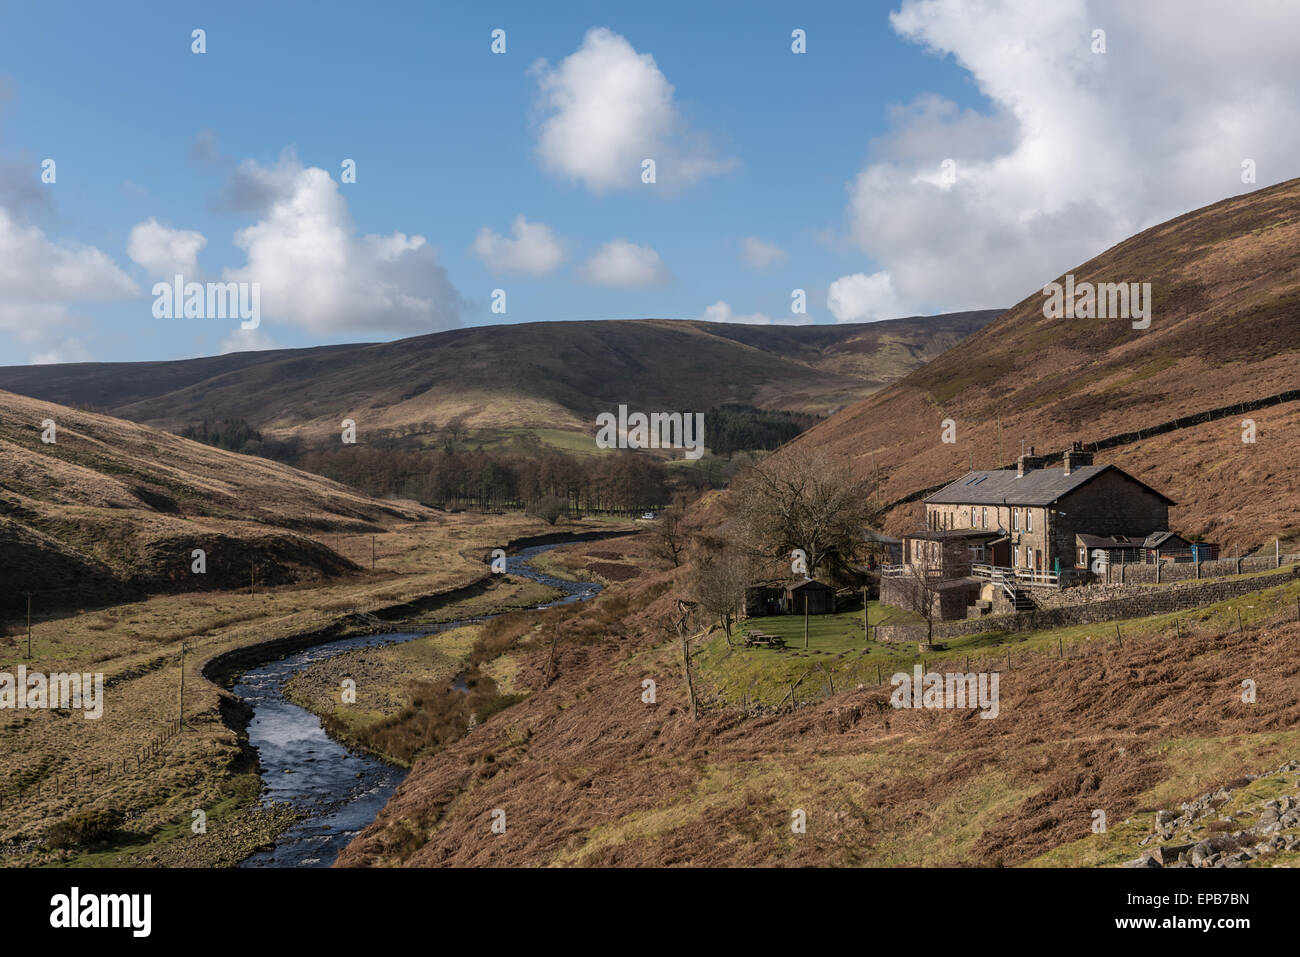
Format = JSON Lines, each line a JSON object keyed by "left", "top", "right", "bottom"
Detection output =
{"left": 0, "top": 389, "right": 433, "bottom": 615}
{"left": 785, "top": 178, "right": 1300, "bottom": 551}
{"left": 0, "top": 313, "right": 999, "bottom": 444}
{"left": 334, "top": 536, "right": 1300, "bottom": 868}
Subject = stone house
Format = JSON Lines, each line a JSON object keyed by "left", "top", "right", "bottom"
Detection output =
{"left": 921, "top": 443, "right": 1175, "bottom": 579}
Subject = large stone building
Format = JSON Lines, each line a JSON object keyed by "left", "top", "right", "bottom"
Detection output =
{"left": 920, "top": 443, "right": 1174, "bottom": 578}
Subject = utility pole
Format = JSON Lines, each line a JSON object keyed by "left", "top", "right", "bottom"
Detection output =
{"left": 863, "top": 586, "right": 869, "bottom": 643}
{"left": 26, "top": 592, "right": 32, "bottom": 659}
{"left": 804, "top": 595, "right": 809, "bottom": 650}
{"left": 178, "top": 641, "right": 185, "bottom": 730}
{"left": 372, "top": 535, "right": 376, "bottom": 571}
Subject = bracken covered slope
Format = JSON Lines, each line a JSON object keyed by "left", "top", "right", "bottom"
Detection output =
{"left": 786, "top": 178, "right": 1300, "bottom": 550}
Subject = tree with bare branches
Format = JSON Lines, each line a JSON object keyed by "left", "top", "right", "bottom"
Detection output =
{"left": 727, "top": 446, "right": 880, "bottom": 578}
{"left": 691, "top": 547, "right": 753, "bottom": 646}
{"left": 649, "top": 505, "right": 687, "bottom": 567}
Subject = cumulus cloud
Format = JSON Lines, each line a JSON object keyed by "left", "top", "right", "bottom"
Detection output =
{"left": 219, "top": 326, "right": 278, "bottom": 355}
{"left": 827, "top": 272, "right": 906, "bottom": 323}
{"left": 127, "top": 217, "right": 207, "bottom": 276}
{"left": 222, "top": 151, "right": 464, "bottom": 334}
{"left": 740, "top": 237, "right": 787, "bottom": 269}
{"left": 30, "top": 339, "right": 92, "bottom": 365}
{"left": 531, "top": 27, "right": 733, "bottom": 192}
{"left": 0, "top": 206, "right": 137, "bottom": 360}
{"left": 834, "top": 0, "right": 1300, "bottom": 314}
{"left": 579, "top": 239, "right": 669, "bottom": 287}
{"left": 471, "top": 215, "right": 565, "bottom": 276}
{"left": 699, "top": 300, "right": 774, "bottom": 325}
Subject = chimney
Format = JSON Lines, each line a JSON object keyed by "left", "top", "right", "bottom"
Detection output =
{"left": 1016, "top": 446, "right": 1044, "bottom": 478}
{"left": 1062, "top": 440, "right": 1094, "bottom": 476}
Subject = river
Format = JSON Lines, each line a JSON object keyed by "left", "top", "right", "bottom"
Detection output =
{"left": 236, "top": 541, "right": 601, "bottom": 868}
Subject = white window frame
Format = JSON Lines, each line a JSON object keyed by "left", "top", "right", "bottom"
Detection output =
{"left": 1027, "top": 508, "right": 1033, "bottom": 532}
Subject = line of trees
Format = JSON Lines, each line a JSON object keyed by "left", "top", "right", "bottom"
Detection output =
{"left": 294, "top": 445, "right": 671, "bottom": 514}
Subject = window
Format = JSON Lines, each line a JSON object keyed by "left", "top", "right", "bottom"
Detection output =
{"left": 982, "top": 507, "right": 988, "bottom": 528}
{"left": 970, "top": 506, "right": 977, "bottom": 526}
{"left": 1027, "top": 509, "right": 1033, "bottom": 532}
{"left": 1078, "top": 547, "right": 1087, "bottom": 567}
{"left": 1013, "top": 508, "right": 1020, "bottom": 532}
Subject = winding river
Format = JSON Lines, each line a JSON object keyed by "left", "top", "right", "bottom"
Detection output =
{"left": 236, "top": 541, "right": 602, "bottom": 868}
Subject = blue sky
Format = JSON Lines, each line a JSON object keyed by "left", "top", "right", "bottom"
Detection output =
{"left": 2, "top": 0, "right": 1297, "bottom": 365}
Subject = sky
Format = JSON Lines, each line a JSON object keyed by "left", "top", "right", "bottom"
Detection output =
{"left": 1, "top": 0, "right": 1298, "bottom": 365}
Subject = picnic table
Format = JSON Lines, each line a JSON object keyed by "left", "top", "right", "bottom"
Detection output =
{"left": 744, "top": 631, "right": 787, "bottom": 650}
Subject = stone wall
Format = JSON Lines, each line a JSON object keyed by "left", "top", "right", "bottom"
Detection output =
{"left": 1100, "top": 554, "right": 1283, "bottom": 585}
{"left": 874, "top": 565, "right": 1300, "bottom": 643}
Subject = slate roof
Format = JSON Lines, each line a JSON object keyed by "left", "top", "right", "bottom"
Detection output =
{"left": 787, "top": 577, "right": 835, "bottom": 592}
{"left": 1076, "top": 533, "right": 1147, "bottom": 549}
{"left": 924, "top": 464, "right": 1175, "bottom": 507}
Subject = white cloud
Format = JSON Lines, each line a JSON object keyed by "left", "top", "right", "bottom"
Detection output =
{"left": 827, "top": 272, "right": 906, "bottom": 323}
{"left": 740, "top": 237, "right": 787, "bottom": 269}
{"left": 471, "top": 215, "right": 565, "bottom": 277}
{"left": 579, "top": 239, "right": 668, "bottom": 287}
{"left": 531, "top": 27, "right": 733, "bottom": 192}
{"left": 30, "top": 340, "right": 92, "bottom": 365}
{"left": 222, "top": 151, "right": 464, "bottom": 334}
{"left": 840, "top": 0, "right": 1300, "bottom": 313}
{"left": 0, "top": 206, "right": 137, "bottom": 361}
{"left": 219, "top": 327, "right": 278, "bottom": 355}
{"left": 127, "top": 217, "right": 207, "bottom": 276}
{"left": 699, "top": 301, "right": 774, "bottom": 325}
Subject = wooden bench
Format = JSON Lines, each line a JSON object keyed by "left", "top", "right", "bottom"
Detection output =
{"left": 744, "top": 631, "right": 786, "bottom": 650}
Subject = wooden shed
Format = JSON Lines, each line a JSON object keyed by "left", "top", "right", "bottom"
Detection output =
{"left": 785, "top": 578, "right": 836, "bottom": 615}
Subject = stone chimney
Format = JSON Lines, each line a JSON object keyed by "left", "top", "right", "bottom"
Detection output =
{"left": 1016, "top": 446, "right": 1044, "bottom": 478}
{"left": 1062, "top": 440, "right": 1094, "bottom": 476}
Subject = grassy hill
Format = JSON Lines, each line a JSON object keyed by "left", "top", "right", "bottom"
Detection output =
{"left": 783, "top": 178, "right": 1300, "bottom": 551}
{"left": 0, "top": 389, "right": 434, "bottom": 615}
{"left": 0, "top": 313, "right": 999, "bottom": 445}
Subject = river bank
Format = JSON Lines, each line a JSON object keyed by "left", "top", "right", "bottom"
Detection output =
{"left": 2, "top": 516, "right": 636, "bottom": 868}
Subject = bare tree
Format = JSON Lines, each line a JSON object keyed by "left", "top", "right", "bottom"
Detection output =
{"left": 727, "top": 446, "right": 880, "bottom": 577}
{"left": 898, "top": 560, "right": 942, "bottom": 645}
{"left": 692, "top": 547, "right": 753, "bottom": 646}
{"left": 670, "top": 598, "right": 698, "bottom": 720}
{"left": 527, "top": 495, "right": 567, "bottom": 525}
{"left": 649, "top": 505, "right": 687, "bottom": 567}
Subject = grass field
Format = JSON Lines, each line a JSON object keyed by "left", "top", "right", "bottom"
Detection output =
{"left": 694, "top": 570, "right": 1300, "bottom": 712}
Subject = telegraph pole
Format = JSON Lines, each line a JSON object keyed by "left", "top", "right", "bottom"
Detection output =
{"left": 178, "top": 641, "right": 185, "bottom": 730}
{"left": 26, "top": 592, "right": 32, "bottom": 659}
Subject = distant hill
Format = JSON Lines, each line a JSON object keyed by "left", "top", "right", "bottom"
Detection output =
{"left": 0, "top": 389, "right": 431, "bottom": 615}
{"left": 0, "top": 313, "right": 1000, "bottom": 446}
{"left": 784, "top": 178, "right": 1300, "bottom": 551}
